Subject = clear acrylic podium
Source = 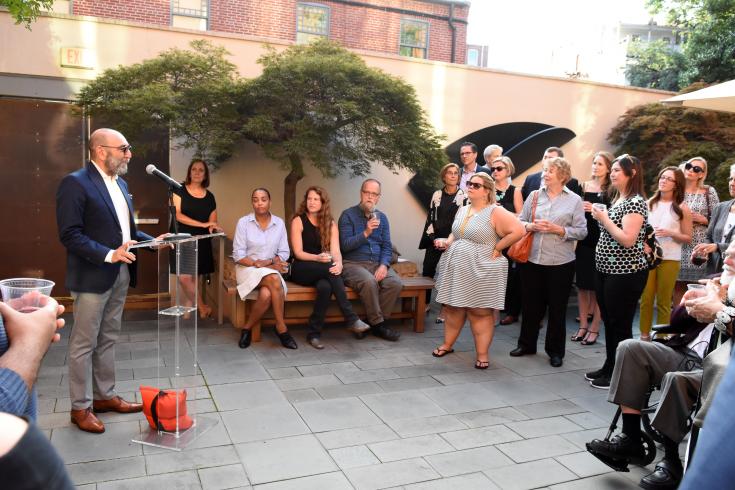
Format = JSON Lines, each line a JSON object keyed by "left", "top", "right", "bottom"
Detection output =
{"left": 129, "top": 232, "right": 224, "bottom": 451}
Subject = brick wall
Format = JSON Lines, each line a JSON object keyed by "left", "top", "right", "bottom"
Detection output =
{"left": 73, "top": 0, "right": 171, "bottom": 26}
{"left": 71, "top": 0, "right": 468, "bottom": 64}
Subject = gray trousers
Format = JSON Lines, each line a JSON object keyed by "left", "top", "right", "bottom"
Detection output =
{"left": 609, "top": 339, "right": 702, "bottom": 443}
{"left": 341, "top": 261, "right": 403, "bottom": 326}
{"left": 68, "top": 265, "right": 129, "bottom": 410}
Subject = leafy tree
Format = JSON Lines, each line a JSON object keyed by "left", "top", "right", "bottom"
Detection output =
{"left": 238, "top": 39, "right": 447, "bottom": 222}
{"left": 625, "top": 40, "right": 688, "bottom": 91}
{"left": 608, "top": 101, "right": 735, "bottom": 195}
{"left": 646, "top": 0, "right": 735, "bottom": 85}
{"left": 75, "top": 40, "right": 241, "bottom": 165}
{"left": 0, "top": 0, "right": 53, "bottom": 29}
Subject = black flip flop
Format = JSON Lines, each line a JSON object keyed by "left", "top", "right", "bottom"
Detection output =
{"left": 432, "top": 347, "right": 454, "bottom": 358}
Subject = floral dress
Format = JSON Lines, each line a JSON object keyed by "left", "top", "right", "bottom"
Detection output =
{"left": 678, "top": 187, "right": 719, "bottom": 282}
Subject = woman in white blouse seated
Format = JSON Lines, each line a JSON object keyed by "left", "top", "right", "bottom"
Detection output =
{"left": 232, "top": 188, "right": 297, "bottom": 350}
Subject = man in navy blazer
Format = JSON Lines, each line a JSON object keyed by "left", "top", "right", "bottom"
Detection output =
{"left": 56, "top": 128, "right": 154, "bottom": 433}
{"left": 521, "top": 147, "right": 582, "bottom": 200}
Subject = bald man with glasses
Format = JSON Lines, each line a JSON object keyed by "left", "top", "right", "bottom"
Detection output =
{"left": 56, "top": 128, "right": 155, "bottom": 434}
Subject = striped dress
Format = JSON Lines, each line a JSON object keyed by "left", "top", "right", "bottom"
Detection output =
{"left": 435, "top": 205, "right": 508, "bottom": 309}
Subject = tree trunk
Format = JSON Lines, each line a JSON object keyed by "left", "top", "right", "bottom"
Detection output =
{"left": 284, "top": 154, "right": 305, "bottom": 229}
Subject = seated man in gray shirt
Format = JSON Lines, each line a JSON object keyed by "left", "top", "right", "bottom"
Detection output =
{"left": 338, "top": 179, "right": 403, "bottom": 341}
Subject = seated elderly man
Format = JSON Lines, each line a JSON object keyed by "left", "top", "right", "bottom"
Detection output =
{"left": 587, "top": 241, "right": 735, "bottom": 490}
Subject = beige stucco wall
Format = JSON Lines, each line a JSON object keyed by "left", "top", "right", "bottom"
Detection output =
{"left": 0, "top": 13, "right": 670, "bottom": 266}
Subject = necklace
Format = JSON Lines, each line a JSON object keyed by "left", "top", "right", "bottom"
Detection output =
{"left": 496, "top": 189, "right": 506, "bottom": 201}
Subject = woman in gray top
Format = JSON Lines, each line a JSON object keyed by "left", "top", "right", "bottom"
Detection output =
{"left": 509, "top": 157, "right": 587, "bottom": 368}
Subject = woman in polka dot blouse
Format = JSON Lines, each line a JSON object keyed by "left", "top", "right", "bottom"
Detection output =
{"left": 585, "top": 155, "right": 649, "bottom": 389}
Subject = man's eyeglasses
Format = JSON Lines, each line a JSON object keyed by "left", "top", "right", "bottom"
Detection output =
{"left": 100, "top": 144, "right": 133, "bottom": 153}
{"left": 466, "top": 182, "right": 487, "bottom": 190}
{"left": 490, "top": 166, "right": 506, "bottom": 173}
{"left": 361, "top": 190, "right": 380, "bottom": 198}
{"left": 684, "top": 163, "right": 704, "bottom": 174}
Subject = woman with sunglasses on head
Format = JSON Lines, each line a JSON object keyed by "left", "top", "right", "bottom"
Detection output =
{"left": 586, "top": 155, "right": 649, "bottom": 389}
{"left": 170, "top": 159, "right": 220, "bottom": 320}
{"left": 232, "top": 188, "right": 297, "bottom": 350}
{"left": 639, "top": 167, "right": 692, "bottom": 341}
{"left": 571, "top": 151, "right": 612, "bottom": 346}
{"left": 433, "top": 173, "right": 524, "bottom": 369}
{"left": 418, "top": 163, "right": 468, "bottom": 324}
{"left": 509, "top": 157, "right": 587, "bottom": 368}
{"left": 290, "top": 186, "right": 370, "bottom": 349}
{"left": 674, "top": 157, "right": 719, "bottom": 305}
{"left": 692, "top": 164, "right": 735, "bottom": 274}
{"left": 489, "top": 156, "right": 523, "bottom": 326}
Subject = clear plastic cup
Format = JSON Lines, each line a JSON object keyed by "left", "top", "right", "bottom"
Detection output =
{"left": 592, "top": 203, "right": 607, "bottom": 212}
{"left": 0, "top": 278, "right": 55, "bottom": 312}
{"left": 687, "top": 283, "right": 706, "bottom": 291}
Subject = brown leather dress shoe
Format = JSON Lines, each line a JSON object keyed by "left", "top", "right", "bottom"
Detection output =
{"left": 93, "top": 396, "right": 143, "bottom": 414}
{"left": 70, "top": 408, "right": 105, "bottom": 433}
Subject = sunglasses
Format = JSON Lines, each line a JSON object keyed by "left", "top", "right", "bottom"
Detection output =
{"left": 490, "top": 166, "right": 506, "bottom": 173}
{"left": 467, "top": 182, "right": 487, "bottom": 190}
{"left": 100, "top": 144, "right": 133, "bottom": 153}
{"left": 684, "top": 163, "right": 704, "bottom": 174}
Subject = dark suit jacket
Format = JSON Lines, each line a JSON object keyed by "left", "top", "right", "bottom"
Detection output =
{"left": 56, "top": 162, "right": 152, "bottom": 293}
{"left": 459, "top": 163, "right": 492, "bottom": 182}
{"left": 521, "top": 171, "right": 582, "bottom": 201}
{"left": 705, "top": 199, "right": 735, "bottom": 272}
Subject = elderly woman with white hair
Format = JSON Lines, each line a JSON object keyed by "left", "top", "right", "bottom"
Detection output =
{"left": 509, "top": 157, "right": 587, "bottom": 367}
{"left": 675, "top": 157, "right": 719, "bottom": 305}
{"left": 483, "top": 144, "right": 503, "bottom": 166}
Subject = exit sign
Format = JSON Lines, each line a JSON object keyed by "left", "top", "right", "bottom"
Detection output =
{"left": 60, "top": 47, "right": 95, "bottom": 69}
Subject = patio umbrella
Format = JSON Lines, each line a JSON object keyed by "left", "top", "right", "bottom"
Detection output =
{"left": 661, "top": 79, "right": 735, "bottom": 113}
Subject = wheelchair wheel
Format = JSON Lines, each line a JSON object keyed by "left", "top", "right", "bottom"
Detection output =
{"left": 640, "top": 432, "right": 658, "bottom": 466}
{"left": 641, "top": 389, "right": 667, "bottom": 444}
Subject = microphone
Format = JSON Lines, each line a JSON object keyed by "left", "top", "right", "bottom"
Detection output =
{"left": 145, "top": 164, "right": 182, "bottom": 190}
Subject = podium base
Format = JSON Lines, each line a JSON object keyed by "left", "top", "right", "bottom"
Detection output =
{"left": 132, "top": 415, "right": 218, "bottom": 451}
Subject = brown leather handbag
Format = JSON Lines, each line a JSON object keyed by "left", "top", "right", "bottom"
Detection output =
{"left": 507, "top": 191, "right": 539, "bottom": 263}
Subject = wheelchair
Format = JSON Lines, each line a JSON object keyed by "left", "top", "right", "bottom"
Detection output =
{"left": 587, "top": 323, "right": 727, "bottom": 473}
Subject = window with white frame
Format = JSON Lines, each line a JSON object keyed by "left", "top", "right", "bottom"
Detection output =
{"left": 400, "top": 19, "right": 429, "bottom": 59}
{"left": 297, "top": 3, "right": 329, "bottom": 44}
{"left": 172, "top": 0, "right": 208, "bottom": 31}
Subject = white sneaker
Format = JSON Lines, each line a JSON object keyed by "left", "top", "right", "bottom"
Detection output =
{"left": 348, "top": 319, "right": 370, "bottom": 334}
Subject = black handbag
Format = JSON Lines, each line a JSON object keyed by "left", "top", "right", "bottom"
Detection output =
{"left": 643, "top": 223, "right": 663, "bottom": 270}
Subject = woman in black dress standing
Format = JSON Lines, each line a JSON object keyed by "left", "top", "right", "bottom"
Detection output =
{"left": 419, "top": 163, "right": 468, "bottom": 323}
{"left": 571, "top": 151, "right": 612, "bottom": 345}
{"left": 172, "top": 159, "right": 219, "bottom": 319}
{"left": 490, "top": 156, "right": 523, "bottom": 326}
{"left": 290, "top": 186, "right": 370, "bottom": 349}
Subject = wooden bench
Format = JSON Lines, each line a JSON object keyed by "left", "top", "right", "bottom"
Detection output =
{"left": 222, "top": 276, "right": 434, "bottom": 342}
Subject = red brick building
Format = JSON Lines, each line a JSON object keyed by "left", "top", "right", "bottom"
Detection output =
{"left": 66, "top": 0, "right": 469, "bottom": 64}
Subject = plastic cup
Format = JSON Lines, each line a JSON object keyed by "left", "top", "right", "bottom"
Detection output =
{"left": 592, "top": 203, "right": 607, "bottom": 212}
{"left": 687, "top": 283, "right": 706, "bottom": 291}
{"left": 0, "top": 278, "right": 55, "bottom": 312}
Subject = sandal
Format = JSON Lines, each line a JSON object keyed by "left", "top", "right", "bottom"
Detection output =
{"left": 432, "top": 347, "right": 454, "bottom": 358}
{"left": 581, "top": 330, "right": 599, "bottom": 346}
{"left": 475, "top": 360, "right": 489, "bottom": 370}
{"left": 571, "top": 328, "right": 588, "bottom": 342}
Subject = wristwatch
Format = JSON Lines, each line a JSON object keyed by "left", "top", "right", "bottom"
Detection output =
{"left": 714, "top": 306, "right": 735, "bottom": 333}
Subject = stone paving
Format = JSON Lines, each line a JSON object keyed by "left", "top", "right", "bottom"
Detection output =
{"left": 36, "top": 303, "right": 667, "bottom": 489}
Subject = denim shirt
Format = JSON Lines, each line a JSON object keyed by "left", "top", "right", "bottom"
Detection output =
{"left": 0, "top": 315, "right": 34, "bottom": 420}
{"left": 338, "top": 205, "right": 393, "bottom": 266}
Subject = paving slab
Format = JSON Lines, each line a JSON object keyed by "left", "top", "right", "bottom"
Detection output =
{"left": 236, "top": 434, "right": 338, "bottom": 485}
{"left": 484, "top": 458, "right": 578, "bottom": 490}
{"left": 343, "top": 457, "right": 441, "bottom": 490}
{"left": 293, "top": 397, "right": 382, "bottom": 432}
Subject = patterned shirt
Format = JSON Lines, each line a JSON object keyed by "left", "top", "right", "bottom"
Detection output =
{"left": 0, "top": 314, "right": 34, "bottom": 420}
{"left": 595, "top": 195, "right": 648, "bottom": 274}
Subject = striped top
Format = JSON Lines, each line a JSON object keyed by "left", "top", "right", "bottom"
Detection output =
{"left": 0, "top": 314, "right": 34, "bottom": 419}
{"left": 435, "top": 205, "right": 508, "bottom": 309}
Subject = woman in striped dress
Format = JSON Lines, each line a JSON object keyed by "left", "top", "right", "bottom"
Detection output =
{"left": 433, "top": 173, "right": 525, "bottom": 369}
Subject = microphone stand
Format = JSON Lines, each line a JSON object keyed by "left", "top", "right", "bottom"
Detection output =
{"left": 166, "top": 185, "right": 191, "bottom": 241}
